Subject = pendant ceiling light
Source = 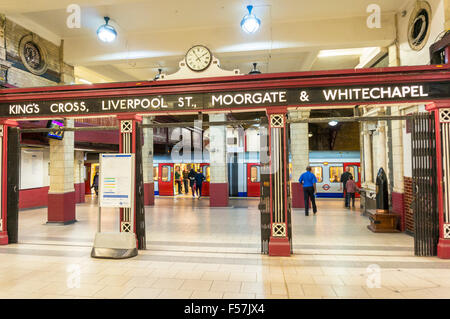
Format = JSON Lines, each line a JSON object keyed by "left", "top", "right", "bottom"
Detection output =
{"left": 241, "top": 5, "right": 261, "bottom": 34}
{"left": 248, "top": 62, "right": 261, "bottom": 74}
{"left": 154, "top": 68, "right": 163, "bottom": 80}
{"left": 97, "top": 17, "right": 117, "bottom": 43}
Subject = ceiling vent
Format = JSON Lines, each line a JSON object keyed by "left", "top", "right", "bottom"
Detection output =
{"left": 407, "top": 1, "right": 432, "bottom": 51}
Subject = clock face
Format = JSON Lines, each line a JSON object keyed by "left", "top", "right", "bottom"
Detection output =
{"left": 185, "top": 45, "right": 212, "bottom": 72}
{"left": 23, "top": 42, "right": 42, "bottom": 70}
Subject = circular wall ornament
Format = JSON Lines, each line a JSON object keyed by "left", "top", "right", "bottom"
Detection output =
{"left": 407, "top": 1, "right": 432, "bottom": 51}
{"left": 18, "top": 35, "right": 48, "bottom": 75}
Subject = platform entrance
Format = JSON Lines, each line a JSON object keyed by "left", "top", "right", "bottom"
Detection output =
{"left": 0, "top": 65, "right": 449, "bottom": 257}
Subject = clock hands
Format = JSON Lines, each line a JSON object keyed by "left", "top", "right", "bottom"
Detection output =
{"left": 197, "top": 52, "right": 209, "bottom": 60}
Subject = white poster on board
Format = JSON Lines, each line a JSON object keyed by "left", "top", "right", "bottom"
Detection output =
{"left": 20, "top": 149, "right": 44, "bottom": 189}
{"left": 99, "top": 154, "right": 135, "bottom": 208}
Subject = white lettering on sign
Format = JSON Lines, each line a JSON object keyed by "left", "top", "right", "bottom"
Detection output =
{"left": 177, "top": 96, "right": 193, "bottom": 107}
{"left": 50, "top": 101, "right": 87, "bottom": 113}
{"left": 9, "top": 103, "right": 40, "bottom": 115}
{"left": 211, "top": 91, "right": 287, "bottom": 106}
{"left": 102, "top": 97, "right": 169, "bottom": 111}
{"left": 322, "top": 85, "right": 428, "bottom": 101}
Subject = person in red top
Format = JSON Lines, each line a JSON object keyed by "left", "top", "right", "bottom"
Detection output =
{"left": 345, "top": 176, "right": 359, "bottom": 208}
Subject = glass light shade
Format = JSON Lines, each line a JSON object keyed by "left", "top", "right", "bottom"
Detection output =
{"left": 241, "top": 5, "right": 261, "bottom": 34}
{"left": 97, "top": 18, "right": 117, "bottom": 42}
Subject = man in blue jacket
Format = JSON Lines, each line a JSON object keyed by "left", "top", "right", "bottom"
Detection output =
{"left": 298, "top": 166, "right": 318, "bottom": 216}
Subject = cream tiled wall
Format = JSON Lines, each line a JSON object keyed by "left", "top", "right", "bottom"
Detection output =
{"left": 288, "top": 110, "right": 310, "bottom": 181}
{"left": 49, "top": 119, "right": 74, "bottom": 194}
{"left": 209, "top": 113, "right": 227, "bottom": 184}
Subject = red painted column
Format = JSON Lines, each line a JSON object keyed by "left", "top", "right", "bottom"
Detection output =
{"left": 0, "top": 120, "right": 18, "bottom": 244}
{"left": 209, "top": 113, "right": 229, "bottom": 207}
{"left": 266, "top": 108, "right": 291, "bottom": 256}
{"left": 47, "top": 119, "right": 76, "bottom": 224}
{"left": 427, "top": 103, "right": 450, "bottom": 258}
{"left": 291, "top": 183, "right": 305, "bottom": 208}
{"left": 117, "top": 115, "right": 146, "bottom": 249}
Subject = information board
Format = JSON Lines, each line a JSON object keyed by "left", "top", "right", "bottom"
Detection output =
{"left": 99, "top": 154, "right": 135, "bottom": 208}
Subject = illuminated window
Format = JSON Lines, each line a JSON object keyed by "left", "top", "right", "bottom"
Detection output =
{"left": 203, "top": 165, "right": 210, "bottom": 182}
{"left": 153, "top": 167, "right": 158, "bottom": 181}
{"left": 330, "top": 166, "right": 343, "bottom": 183}
{"left": 346, "top": 165, "right": 359, "bottom": 182}
{"left": 161, "top": 165, "right": 171, "bottom": 182}
{"left": 250, "top": 165, "right": 260, "bottom": 182}
{"left": 310, "top": 166, "right": 323, "bottom": 183}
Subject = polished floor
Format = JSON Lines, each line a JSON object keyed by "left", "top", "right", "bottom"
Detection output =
{"left": 1, "top": 196, "right": 450, "bottom": 299}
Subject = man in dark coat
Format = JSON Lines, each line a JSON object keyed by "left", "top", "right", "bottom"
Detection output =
{"left": 91, "top": 172, "right": 99, "bottom": 196}
{"left": 182, "top": 168, "right": 189, "bottom": 194}
{"left": 340, "top": 167, "right": 353, "bottom": 207}
{"left": 194, "top": 170, "right": 206, "bottom": 199}
{"left": 188, "top": 168, "right": 197, "bottom": 198}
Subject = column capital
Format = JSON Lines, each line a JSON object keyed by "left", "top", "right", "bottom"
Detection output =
{"left": 0, "top": 119, "right": 18, "bottom": 127}
{"left": 287, "top": 109, "right": 310, "bottom": 119}
{"left": 266, "top": 106, "right": 287, "bottom": 116}
{"left": 426, "top": 102, "right": 450, "bottom": 111}
{"left": 117, "top": 114, "right": 143, "bottom": 123}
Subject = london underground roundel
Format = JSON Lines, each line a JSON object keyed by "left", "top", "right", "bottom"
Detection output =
{"left": 322, "top": 184, "right": 330, "bottom": 191}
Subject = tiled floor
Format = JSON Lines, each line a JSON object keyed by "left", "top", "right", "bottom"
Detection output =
{"left": 2, "top": 196, "right": 450, "bottom": 299}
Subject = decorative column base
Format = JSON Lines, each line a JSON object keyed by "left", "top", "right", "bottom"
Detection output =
{"left": 144, "top": 182, "right": 154, "bottom": 206}
{"left": 47, "top": 192, "right": 76, "bottom": 224}
{"left": 438, "top": 239, "right": 450, "bottom": 259}
{"left": 291, "top": 182, "right": 305, "bottom": 208}
{"left": 0, "top": 232, "right": 8, "bottom": 245}
{"left": 210, "top": 183, "right": 229, "bottom": 207}
{"left": 268, "top": 237, "right": 290, "bottom": 256}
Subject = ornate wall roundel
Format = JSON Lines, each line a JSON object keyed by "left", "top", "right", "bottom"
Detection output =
{"left": 407, "top": 1, "right": 432, "bottom": 51}
{"left": 18, "top": 35, "right": 48, "bottom": 75}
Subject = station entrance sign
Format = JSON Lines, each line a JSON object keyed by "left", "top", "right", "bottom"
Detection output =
{"left": 2, "top": 82, "right": 449, "bottom": 118}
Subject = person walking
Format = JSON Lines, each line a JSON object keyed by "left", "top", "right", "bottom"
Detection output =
{"left": 174, "top": 167, "right": 182, "bottom": 195}
{"left": 194, "top": 169, "right": 206, "bottom": 199}
{"left": 188, "top": 168, "right": 196, "bottom": 198}
{"left": 340, "top": 167, "right": 353, "bottom": 207}
{"left": 91, "top": 171, "right": 99, "bottom": 196}
{"left": 182, "top": 168, "right": 189, "bottom": 194}
{"left": 345, "top": 176, "right": 359, "bottom": 208}
{"left": 298, "top": 166, "right": 318, "bottom": 216}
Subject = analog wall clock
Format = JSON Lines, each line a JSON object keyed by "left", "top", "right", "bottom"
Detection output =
{"left": 185, "top": 45, "right": 212, "bottom": 72}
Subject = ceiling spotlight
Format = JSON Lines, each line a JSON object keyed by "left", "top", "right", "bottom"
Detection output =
{"left": 248, "top": 62, "right": 261, "bottom": 74}
{"left": 241, "top": 5, "right": 261, "bottom": 34}
{"left": 328, "top": 120, "right": 339, "bottom": 127}
{"left": 97, "top": 17, "right": 117, "bottom": 43}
